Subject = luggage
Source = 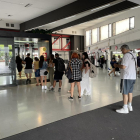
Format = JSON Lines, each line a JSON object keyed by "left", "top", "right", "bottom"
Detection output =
{"left": 86, "top": 59, "right": 97, "bottom": 78}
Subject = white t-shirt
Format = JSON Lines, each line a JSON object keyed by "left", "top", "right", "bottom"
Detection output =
{"left": 120, "top": 52, "right": 136, "bottom": 79}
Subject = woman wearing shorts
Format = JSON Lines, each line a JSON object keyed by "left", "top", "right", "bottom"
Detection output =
{"left": 68, "top": 52, "right": 82, "bottom": 100}
{"left": 34, "top": 57, "right": 40, "bottom": 86}
{"left": 39, "top": 55, "right": 48, "bottom": 90}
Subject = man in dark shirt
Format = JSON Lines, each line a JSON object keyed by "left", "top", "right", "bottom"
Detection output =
{"left": 51, "top": 53, "right": 64, "bottom": 92}
{"left": 137, "top": 52, "right": 140, "bottom": 75}
{"left": 24, "top": 53, "right": 33, "bottom": 83}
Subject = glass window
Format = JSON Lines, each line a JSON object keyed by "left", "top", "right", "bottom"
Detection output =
{"left": 109, "top": 24, "right": 112, "bottom": 37}
{"left": 130, "top": 17, "right": 134, "bottom": 29}
{"left": 113, "top": 23, "right": 116, "bottom": 36}
{"left": 92, "top": 28, "right": 97, "bottom": 44}
{"left": 97, "top": 28, "right": 100, "bottom": 42}
{"left": 116, "top": 18, "right": 129, "bottom": 35}
{"left": 89, "top": 30, "right": 92, "bottom": 45}
{"left": 101, "top": 25, "right": 108, "bottom": 40}
{"left": 86, "top": 31, "right": 89, "bottom": 46}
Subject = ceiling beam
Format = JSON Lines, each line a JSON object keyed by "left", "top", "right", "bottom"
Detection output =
{"left": 50, "top": 1, "right": 138, "bottom": 32}
{"left": 128, "top": 0, "right": 140, "bottom": 5}
{"left": 20, "top": 0, "right": 117, "bottom": 31}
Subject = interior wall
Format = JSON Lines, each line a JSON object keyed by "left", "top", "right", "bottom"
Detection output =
{"left": 0, "top": 21, "right": 20, "bottom": 30}
{"left": 84, "top": 7, "right": 140, "bottom": 52}
{"left": 54, "top": 27, "right": 84, "bottom": 36}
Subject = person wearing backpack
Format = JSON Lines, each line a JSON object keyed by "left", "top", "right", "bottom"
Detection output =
{"left": 50, "top": 53, "right": 65, "bottom": 92}
{"left": 81, "top": 52, "right": 91, "bottom": 96}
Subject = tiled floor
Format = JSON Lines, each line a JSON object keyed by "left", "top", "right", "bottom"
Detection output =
{"left": 0, "top": 69, "right": 140, "bottom": 139}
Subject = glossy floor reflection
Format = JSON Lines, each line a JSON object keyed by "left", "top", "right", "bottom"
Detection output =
{"left": 0, "top": 69, "right": 140, "bottom": 139}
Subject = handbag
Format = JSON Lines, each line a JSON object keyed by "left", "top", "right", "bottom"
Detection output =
{"left": 65, "top": 61, "right": 72, "bottom": 79}
{"left": 44, "top": 71, "right": 48, "bottom": 75}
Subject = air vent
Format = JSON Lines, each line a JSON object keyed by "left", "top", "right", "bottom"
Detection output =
{"left": 6, "top": 23, "right": 9, "bottom": 27}
{"left": 72, "top": 31, "right": 74, "bottom": 34}
{"left": 11, "top": 24, "right": 14, "bottom": 27}
{"left": 25, "top": 3, "right": 32, "bottom": 7}
{"left": 61, "top": 30, "right": 63, "bottom": 33}
{"left": 75, "top": 31, "right": 77, "bottom": 34}
{"left": 8, "top": 15, "right": 12, "bottom": 17}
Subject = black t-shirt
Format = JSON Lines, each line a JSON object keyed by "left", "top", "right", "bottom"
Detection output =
{"left": 24, "top": 57, "right": 33, "bottom": 69}
{"left": 53, "top": 59, "right": 58, "bottom": 71}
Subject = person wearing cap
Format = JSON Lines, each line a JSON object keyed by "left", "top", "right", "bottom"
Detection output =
{"left": 114, "top": 44, "right": 137, "bottom": 114}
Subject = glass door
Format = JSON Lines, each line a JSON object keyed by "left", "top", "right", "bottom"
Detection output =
{"left": 0, "top": 37, "right": 16, "bottom": 86}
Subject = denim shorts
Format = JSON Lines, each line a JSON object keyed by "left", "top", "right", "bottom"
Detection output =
{"left": 35, "top": 69, "right": 40, "bottom": 77}
{"left": 120, "top": 79, "right": 135, "bottom": 95}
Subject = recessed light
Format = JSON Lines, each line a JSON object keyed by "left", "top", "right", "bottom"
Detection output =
{"left": 25, "top": 3, "right": 32, "bottom": 7}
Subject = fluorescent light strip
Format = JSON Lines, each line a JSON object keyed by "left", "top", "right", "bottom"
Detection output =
{"left": 65, "top": 15, "right": 76, "bottom": 19}
{"left": 91, "top": 4, "right": 110, "bottom": 11}
{"left": 131, "top": 6, "right": 140, "bottom": 10}
{"left": 98, "top": 15, "right": 112, "bottom": 19}
{"left": 49, "top": 22, "right": 56, "bottom": 24}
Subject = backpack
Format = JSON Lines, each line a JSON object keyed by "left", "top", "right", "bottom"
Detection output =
{"left": 57, "top": 58, "right": 65, "bottom": 72}
{"left": 86, "top": 59, "right": 97, "bottom": 78}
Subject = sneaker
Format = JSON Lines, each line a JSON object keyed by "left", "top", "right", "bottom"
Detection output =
{"left": 42, "top": 86, "right": 45, "bottom": 90}
{"left": 58, "top": 88, "right": 61, "bottom": 92}
{"left": 68, "top": 96, "right": 73, "bottom": 100}
{"left": 78, "top": 96, "right": 81, "bottom": 100}
{"left": 50, "top": 86, "right": 53, "bottom": 90}
{"left": 128, "top": 106, "right": 133, "bottom": 112}
{"left": 26, "top": 79, "right": 30, "bottom": 84}
{"left": 50, "top": 88, "right": 55, "bottom": 92}
{"left": 45, "top": 86, "right": 48, "bottom": 90}
{"left": 116, "top": 107, "right": 129, "bottom": 114}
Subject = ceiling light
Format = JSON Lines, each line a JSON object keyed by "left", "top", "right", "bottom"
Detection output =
{"left": 49, "top": 22, "right": 56, "bottom": 24}
{"left": 65, "top": 15, "right": 76, "bottom": 19}
{"left": 98, "top": 15, "right": 111, "bottom": 19}
{"left": 25, "top": 3, "right": 32, "bottom": 7}
{"left": 91, "top": 4, "right": 110, "bottom": 11}
{"left": 131, "top": 6, "right": 140, "bottom": 10}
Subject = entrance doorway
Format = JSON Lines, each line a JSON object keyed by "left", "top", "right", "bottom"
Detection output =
{"left": 14, "top": 37, "right": 50, "bottom": 85}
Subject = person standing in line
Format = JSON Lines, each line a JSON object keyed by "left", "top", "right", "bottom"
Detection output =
{"left": 24, "top": 53, "right": 33, "bottom": 84}
{"left": 50, "top": 53, "right": 65, "bottom": 92}
{"left": 16, "top": 55, "right": 23, "bottom": 78}
{"left": 34, "top": 57, "right": 40, "bottom": 86}
{"left": 80, "top": 52, "right": 91, "bottom": 96}
{"left": 137, "top": 52, "right": 140, "bottom": 76}
{"left": 67, "top": 54, "right": 82, "bottom": 93}
{"left": 114, "top": 44, "right": 136, "bottom": 114}
{"left": 48, "top": 54, "right": 55, "bottom": 89}
{"left": 109, "top": 58, "right": 116, "bottom": 76}
{"left": 68, "top": 52, "right": 82, "bottom": 100}
{"left": 39, "top": 55, "right": 48, "bottom": 90}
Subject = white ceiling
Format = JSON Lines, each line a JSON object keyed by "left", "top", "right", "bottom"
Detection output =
{"left": 0, "top": 0, "right": 76, "bottom": 23}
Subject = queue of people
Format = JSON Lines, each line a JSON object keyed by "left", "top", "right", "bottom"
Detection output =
{"left": 15, "top": 44, "right": 138, "bottom": 114}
